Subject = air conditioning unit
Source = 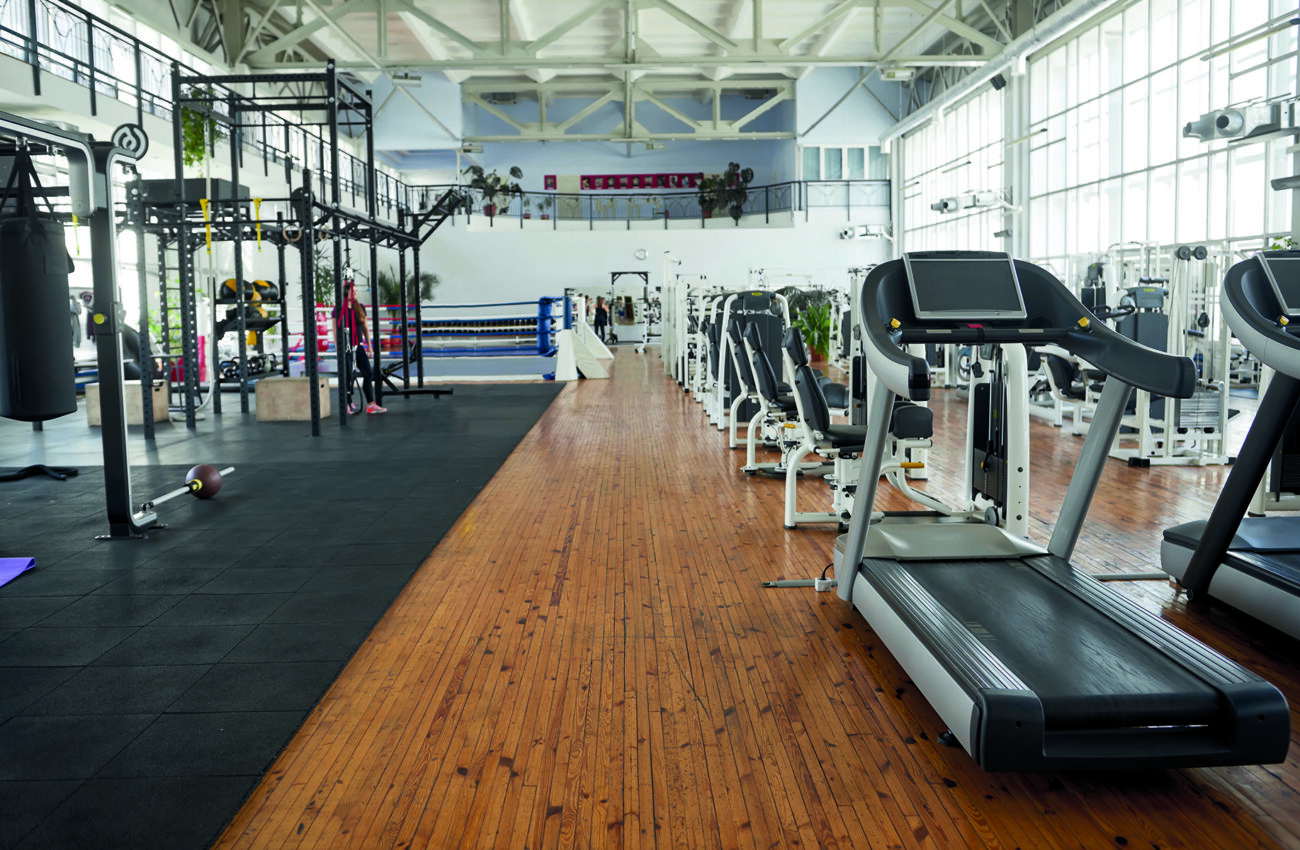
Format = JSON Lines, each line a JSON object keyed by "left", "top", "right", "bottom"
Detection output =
{"left": 486, "top": 92, "right": 518, "bottom": 105}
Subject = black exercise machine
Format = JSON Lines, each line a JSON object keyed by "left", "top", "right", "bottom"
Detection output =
{"left": 833, "top": 250, "right": 1289, "bottom": 771}
{"left": 1163, "top": 250, "right": 1300, "bottom": 640}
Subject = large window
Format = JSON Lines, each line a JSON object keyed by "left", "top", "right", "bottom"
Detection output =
{"left": 801, "top": 145, "right": 888, "bottom": 180}
{"left": 898, "top": 87, "right": 1006, "bottom": 252}
{"left": 898, "top": 0, "right": 1299, "bottom": 275}
{"left": 1023, "top": 0, "right": 1297, "bottom": 275}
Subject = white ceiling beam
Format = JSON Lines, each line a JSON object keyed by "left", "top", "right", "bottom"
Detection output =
{"left": 465, "top": 93, "right": 529, "bottom": 131}
{"left": 397, "top": 11, "right": 470, "bottom": 84}
{"left": 794, "top": 2, "right": 857, "bottom": 79}
{"left": 269, "top": 53, "right": 986, "bottom": 71}
{"left": 645, "top": 0, "right": 740, "bottom": 51}
{"left": 979, "top": 0, "right": 1013, "bottom": 42}
{"left": 638, "top": 91, "right": 703, "bottom": 130}
{"left": 377, "top": 0, "right": 388, "bottom": 59}
{"left": 528, "top": 0, "right": 620, "bottom": 55}
{"left": 387, "top": 0, "right": 484, "bottom": 55}
{"left": 721, "top": 0, "right": 750, "bottom": 36}
{"left": 896, "top": 0, "right": 1003, "bottom": 53}
{"left": 245, "top": 0, "right": 374, "bottom": 64}
{"left": 463, "top": 75, "right": 795, "bottom": 95}
{"left": 725, "top": 86, "right": 789, "bottom": 131}
{"left": 557, "top": 89, "right": 621, "bottom": 130}
{"left": 465, "top": 130, "right": 794, "bottom": 142}
{"left": 232, "top": 0, "right": 287, "bottom": 65}
{"left": 778, "top": 0, "right": 863, "bottom": 53}
{"left": 504, "top": 0, "right": 553, "bottom": 81}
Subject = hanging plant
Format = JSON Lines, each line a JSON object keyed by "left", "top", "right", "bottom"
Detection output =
{"left": 180, "top": 86, "right": 218, "bottom": 169}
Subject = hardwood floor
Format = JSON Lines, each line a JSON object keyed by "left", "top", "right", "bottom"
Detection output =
{"left": 216, "top": 350, "right": 1300, "bottom": 849}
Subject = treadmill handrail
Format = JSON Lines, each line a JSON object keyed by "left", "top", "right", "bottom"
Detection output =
{"left": 1221, "top": 250, "right": 1300, "bottom": 380}
{"left": 859, "top": 253, "right": 1197, "bottom": 402}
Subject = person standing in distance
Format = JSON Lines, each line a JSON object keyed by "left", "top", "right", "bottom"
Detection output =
{"left": 334, "top": 278, "right": 386, "bottom": 414}
{"left": 593, "top": 295, "right": 609, "bottom": 343}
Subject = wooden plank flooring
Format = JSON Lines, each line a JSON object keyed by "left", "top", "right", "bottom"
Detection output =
{"left": 216, "top": 350, "right": 1300, "bottom": 849}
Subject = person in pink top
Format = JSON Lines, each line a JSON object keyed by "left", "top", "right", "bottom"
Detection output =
{"left": 333, "top": 278, "right": 386, "bottom": 414}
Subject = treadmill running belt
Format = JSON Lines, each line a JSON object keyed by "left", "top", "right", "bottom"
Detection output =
{"left": 896, "top": 559, "right": 1221, "bottom": 730}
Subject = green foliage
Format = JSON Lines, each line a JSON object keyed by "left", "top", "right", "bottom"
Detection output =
{"left": 180, "top": 86, "right": 218, "bottom": 169}
{"left": 697, "top": 162, "right": 754, "bottom": 223}
{"left": 1269, "top": 236, "right": 1298, "bottom": 251}
{"left": 376, "top": 266, "right": 440, "bottom": 304}
{"left": 147, "top": 285, "right": 185, "bottom": 354}
{"left": 791, "top": 302, "right": 832, "bottom": 360}
{"left": 313, "top": 244, "right": 337, "bottom": 305}
{"left": 463, "top": 164, "right": 524, "bottom": 213}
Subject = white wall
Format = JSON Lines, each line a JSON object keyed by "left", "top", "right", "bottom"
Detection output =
{"left": 419, "top": 209, "right": 893, "bottom": 304}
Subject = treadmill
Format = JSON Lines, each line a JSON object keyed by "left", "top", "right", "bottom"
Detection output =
{"left": 1163, "top": 250, "right": 1300, "bottom": 641}
{"left": 832, "top": 251, "right": 1289, "bottom": 772}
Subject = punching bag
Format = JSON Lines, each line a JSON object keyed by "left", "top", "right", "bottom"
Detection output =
{"left": 0, "top": 152, "right": 77, "bottom": 422}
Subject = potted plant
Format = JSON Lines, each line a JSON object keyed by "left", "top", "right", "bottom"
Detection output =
{"left": 180, "top": 86, "right": 219, "bottom": 169}
{"left": 696, "top": 163, "right": 754, "bottom": 223}
{"left": 695, "top": 173, "right": 719, "bottom": 218}
{"left": 716, "top": 161, "right": 754, "bottom": 224}
{"left": 537, "top": 196, "right": 554, "bottom": 220}
{"left": 791, "top": 301, "right": 832, "bottom": 363}
{"left": 463, "top": 164, "right": 523, "bottom": 217}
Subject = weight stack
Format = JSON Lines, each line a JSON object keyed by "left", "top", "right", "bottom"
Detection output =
{"left": 0, "top": 216, "right": 76, "bottom": 421}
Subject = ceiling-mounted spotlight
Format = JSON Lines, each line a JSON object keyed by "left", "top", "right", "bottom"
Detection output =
{"left": 1184, "top": 102, "right": 1283, "bottom": 141}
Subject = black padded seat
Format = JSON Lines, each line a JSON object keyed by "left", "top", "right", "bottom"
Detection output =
{"left": 784, "top": 327, "right": 867, "bottom": 454}
{"left": 890, "top": 403, "right": 933, "bottom": 439}
{"left": 744, "top": 324, "right": 796, "bottom": 414}
{"left": 821, "top": 381, "right": 850, "bottom": 409}
{"left": 821, "top": 424, "right": 868, "bottom": 449}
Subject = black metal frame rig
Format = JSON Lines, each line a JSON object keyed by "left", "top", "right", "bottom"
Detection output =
{"left": 0, "top": 112, "right": 153, "bottom": 538}
{"left": 169, "top": 62, "right": 459, "bottom": 435}
{"left": 120, "top": 181, "right": 297, "bottom": 434}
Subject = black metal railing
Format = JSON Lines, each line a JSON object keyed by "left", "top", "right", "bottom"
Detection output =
{"left": 408, "top": 180, "right": 890, "bottom": 228}
{"left": 0, "top": 0, "right": 411, "bottom": 218}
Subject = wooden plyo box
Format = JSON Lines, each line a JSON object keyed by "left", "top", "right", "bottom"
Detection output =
{"left": 255, "top": 376, "right": 331, "bottom": 421}
{"left": 85, "top": 381, "right": 170, "bottom": 426}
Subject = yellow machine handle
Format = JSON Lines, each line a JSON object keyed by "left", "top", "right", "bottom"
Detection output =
{"left": 199, "top": 198, "right": 212, "bottom": 254}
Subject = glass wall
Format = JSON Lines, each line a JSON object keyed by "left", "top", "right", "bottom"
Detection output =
{"left": 898, "top": 87, "right": 1006, "bottom": 252}
{"left": 898, "top": 0, "right": 1300, "bottom": 275}
{"left": 1025, "top": 0, "right": 1297, "bottom": 276}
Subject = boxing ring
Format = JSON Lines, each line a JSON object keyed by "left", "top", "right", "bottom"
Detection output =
{"left": 376, "top": 297, "right": 571, "bottom": 380}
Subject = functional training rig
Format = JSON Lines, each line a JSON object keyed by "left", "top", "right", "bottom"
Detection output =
{"left": 155, "top": 62, "right": 458, "bottom": 436}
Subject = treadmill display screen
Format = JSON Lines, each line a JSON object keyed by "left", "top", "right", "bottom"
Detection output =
{"left": 904, "top": 253, "right": 1028, "bottom": 321}
{"left": 1257, "top": 254, "right": 1300, "bottom": 318}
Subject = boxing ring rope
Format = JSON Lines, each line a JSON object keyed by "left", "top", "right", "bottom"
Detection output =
{"left": 378, "top": 298, "right": 568, "bottom": 358}
{"left": 287, "top": 297, "right": 573, "bottom": 381}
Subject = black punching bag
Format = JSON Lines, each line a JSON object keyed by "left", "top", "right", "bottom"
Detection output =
{"left": 0, "top": 154, "right": 77, "bottom": 422}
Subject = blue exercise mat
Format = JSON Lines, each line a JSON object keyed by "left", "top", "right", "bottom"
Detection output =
{"left": 0, "top": 556, "right": 35, "bottom": 587}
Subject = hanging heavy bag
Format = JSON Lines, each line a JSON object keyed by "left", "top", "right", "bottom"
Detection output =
{"left": 0, "top": 151, "right": 77, "bottom": 422}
